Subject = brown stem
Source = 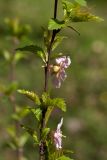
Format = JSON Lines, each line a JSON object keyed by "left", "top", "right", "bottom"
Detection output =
{"left": 39, "top": 0, "right": 59, "bottom": 160}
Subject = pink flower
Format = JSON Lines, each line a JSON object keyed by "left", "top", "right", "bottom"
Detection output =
{"left": 54, "top": 118, "right": 66, "bottom": 149}
{"left": 52, "top": 56, "right": 71, "bottom": 88}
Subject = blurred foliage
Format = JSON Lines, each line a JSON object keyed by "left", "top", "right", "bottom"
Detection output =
{"left": 0, "top": 0, "right": 107, "bottom": 160}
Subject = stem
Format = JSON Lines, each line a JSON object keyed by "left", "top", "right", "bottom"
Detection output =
{"left": 39, "top": 0, "right": 59, "bottom": 160}
{"left": 44, "top": 0, "right": 58, "bottom": 92}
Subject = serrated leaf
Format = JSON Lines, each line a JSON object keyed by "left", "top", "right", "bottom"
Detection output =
{"left": 48, "top": 19, "right": 65, "bottom": 30}
{"left": 62, "top": 0, "right": 104, "bottom": 23}
{"left": 41, "top": 92, "right": 50, "bottom": 106}
{"left": 16, "top": 45, "right": 43, "bottom": 53}
{"left": 18, "top": 89, "right": 41, "bottom": 105}
{"left": 29, "top": 108, "right": 42, "bottom": 121}
{"left": 51, "top": 98, "right": 66, "bottom": 112}
{"left": 21, "top": 125, "right": 38, "bottom": 143}
{"left": 57, "top": 155, "right": 73, "bottom": 160}
{"left": 41, "top": 93, "right": 66, "bottom": 112}
{"left": 41, "top": 128, "right": 50, "bottom": 140}
{"left": 75, "top": 0, "right": 87, "bottom": 6}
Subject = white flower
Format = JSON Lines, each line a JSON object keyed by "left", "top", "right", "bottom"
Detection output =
{"left": 52, "top": 56, "right": 71, "bottom": 88}
{"left": 54, "top": 118, "right": 66, "bottom": 149}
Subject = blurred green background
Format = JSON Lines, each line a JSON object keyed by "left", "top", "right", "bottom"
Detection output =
{"left": 0, "top": 0, "right": 107, "bottom": 160}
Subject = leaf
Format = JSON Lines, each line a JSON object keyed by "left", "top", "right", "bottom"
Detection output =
{"left": 63, "top": 149, "right": 74, "bottom": 154}
{"left": 75, "top": 0, "right": 87, "bottom": 6}
{"left": 52, "top": 36, "right": 66, "bottom": 51}
{"left": 62, "top": 0, "right": 104, "bottom": 23}
{"left": 41, "top": 93, "right": 66, "bottom": 112}
{"left": 57, "top": 155, "right": 73, "bottom": 160}
{"left": 48, "top": 19, "right": 65, "bottom": 30}
{"left": 29, "top": 108, "right": 42, "bottom": 121}
{"left": 41, "top": 128, "right": 50, "bottom": 140}
{"left": 16, "top": 45, "right": 43, "bottom": 54}
{"left": 51, "top": 98, "right": 66, "bottom": 112}
{"left": 44, "top": 106, "right": 54, "bottom": 125}
{"left": 18, "top": 89, "right": 41, "bottom": 105}
{"left": 21, "top": 125, "right": 38, "bottom": 143}
{"left": 41, "top": 92, "right": 50, "bottom": 106}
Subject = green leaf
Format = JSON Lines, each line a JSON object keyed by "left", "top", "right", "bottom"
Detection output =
{"left": 29, "top": 108, "right": 42, "bottom": 121}
{"left": 62, "top": 0, "right": 104, "bottom": 23}
{"left": 44, "top": 106, "right": 54, "bottom": 125}
{"left": 63, "top": 149, "right": 74, "bottom": 154}
{"left": 48, "top": 19, "right": 65, "bottom": 30}
{"left": 52, "top": 36, "right": 66, "bottom": 51}
{"left": 41, "top": 93, "right": 66, "bottom": 112}
{"left": 75, "top": 0, "right": 87, "bottom": 6}
{"left": 16, "top": 45, "right": 43, "bottom": 54}
{"left": 41, "top": 92, "right": 50, "bottom": 106}
{"left": 57, "top": 155, "right": 73, "bottom": 160}
{"left": 18, "top": 89, "right": 41, "bottom": 105}
{"left": 41, "top": 128, "right": 50, "bottom": 140}
{"left": 21, "top": 125, "right": 38, "bottom": 143}
{"left": 51, "top": 98, "right": 66, "bottom": 112}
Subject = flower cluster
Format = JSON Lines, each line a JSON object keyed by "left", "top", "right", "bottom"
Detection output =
{"left": 54, "top": 118, "right": 66, "bottom": 149}
{"left": 52, "top": 56, "right": 71, "bottom": 88}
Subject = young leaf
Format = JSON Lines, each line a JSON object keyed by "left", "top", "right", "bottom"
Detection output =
{"left": 51, "top": 98, "right": 66, "bottom": 112}
{"left": 18, "top": 89, "right": 41, "bottom": 105}
{"left": 44, "top": 106, "right": 54, "bottom": 125}
{"left": 52, "top": 36, "right": 66, "bottom": 51}
{"left": 41, "top": 128, "right": 50, "bottom": 140}
{"left": 29, "top": 108, "right": 42, "bottom": 121}
{"left": 57, "top": 155, "right": 73, "bottom": 160}
{"left": 21, "top": 125, "right": 38, "bottom": 143}
{"left": 75, "top": 0, "right": 87, "bottom": 6}
{"left": 48, "top": 19, "right": 65, "bottom": 30}
{"left": 41, "top": 92, "right": 50, "bottom": 106}
{"left": 62, "top": 0, "right": 104, "bottom": 23}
